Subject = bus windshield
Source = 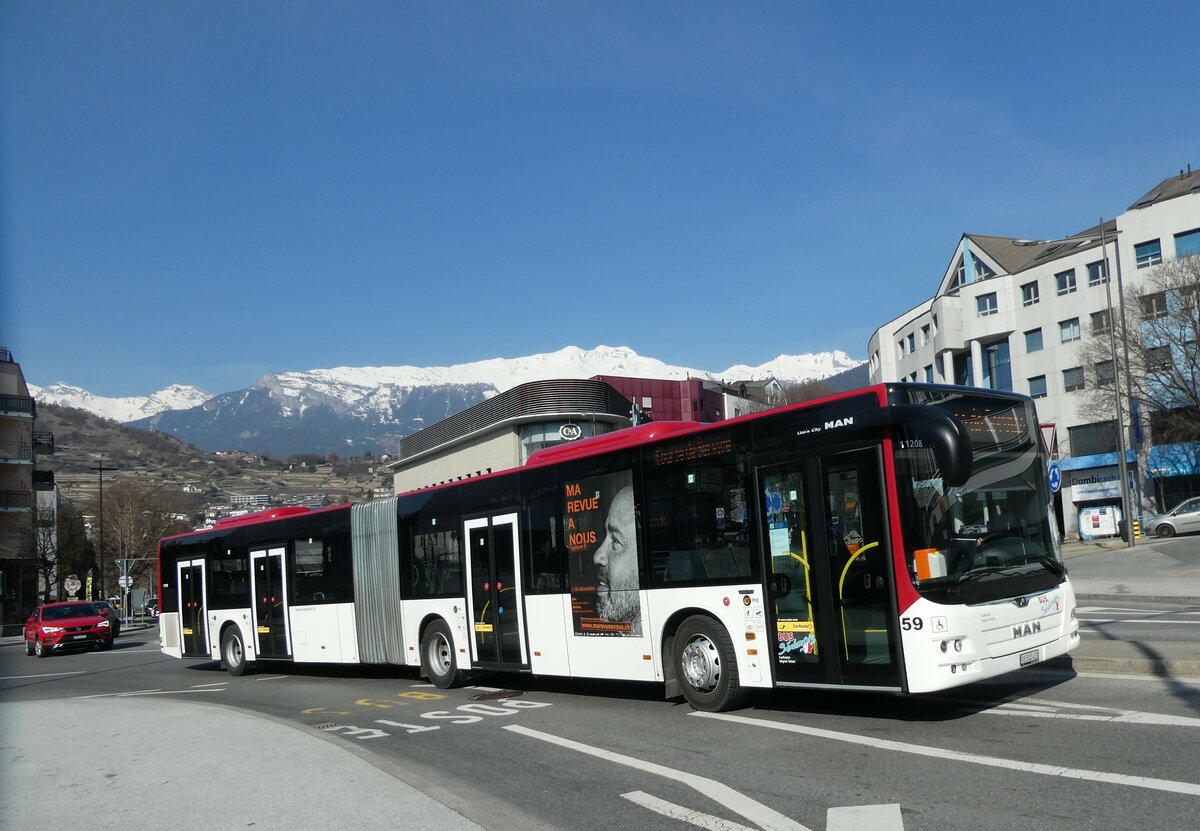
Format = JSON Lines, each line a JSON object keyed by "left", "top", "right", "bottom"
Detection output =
{"left": 892, "top": 388, "right": 1063, "bottom": 603}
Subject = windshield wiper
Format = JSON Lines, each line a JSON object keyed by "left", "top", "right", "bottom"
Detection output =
{"left": 1032, "top": 556, "right": 1066, "bottom": 577}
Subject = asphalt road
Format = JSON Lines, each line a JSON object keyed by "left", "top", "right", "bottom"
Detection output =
{"left": 4, "top": 626, "right": 1200, "bottom": 831}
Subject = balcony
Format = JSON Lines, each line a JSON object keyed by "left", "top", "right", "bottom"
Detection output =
{"left": 0, "top": 394, "right": 35, "bottom": 419}
{"left": 33, "top": 431, "right": 54, "bottom": 454}
{"left": 0, "top": 440, "right": 34, "bottom": 464}
{"left": 33, "top": 470, "right": 55, "bottom": 489}
{"left": 36, "top": 508, "right": 55, "bottom": 526}
{"left": 0, "top": 490, "right": 33, "bottom": 511}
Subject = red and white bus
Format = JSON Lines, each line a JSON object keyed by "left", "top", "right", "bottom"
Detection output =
{"left": 157, "top": 383, "right": 1078, "bottom": 711}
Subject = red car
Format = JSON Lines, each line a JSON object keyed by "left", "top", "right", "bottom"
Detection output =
{"left": 24, "top": 601, "right": 114, "bottom": 657}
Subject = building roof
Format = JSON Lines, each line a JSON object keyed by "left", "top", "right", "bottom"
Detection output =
{"left": 1128, "top": 167, "right": 1200, "bottom": 210}
{"left": 964, "top": 217, "right": 1118, "bottom": 278}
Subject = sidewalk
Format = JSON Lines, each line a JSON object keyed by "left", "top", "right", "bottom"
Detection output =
{"left": 1060, "top": 535, "right": 1200, "bottom": 678}
{"left": 2, "top": 696, "right": 484, "bottom": 831}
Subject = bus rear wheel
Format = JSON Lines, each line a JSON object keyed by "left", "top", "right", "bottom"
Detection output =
{"left": 221, "top": 627, "right": 253, "bottom": 676}
{"left": 674, "top": 615, "right": 746, "bottom": 712}
{"left": 421, "top": 619, "right": 463, "bottom": 689}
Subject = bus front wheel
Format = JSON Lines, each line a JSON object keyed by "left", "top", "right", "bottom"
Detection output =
{"left": 221, "top": 627, "right": 253, "bottom": 676}
{"left": 421, "top": 619, "right": 463, "bottom": 689}
{"left": 674, "top": 615, "right": 747, "bottom": 712}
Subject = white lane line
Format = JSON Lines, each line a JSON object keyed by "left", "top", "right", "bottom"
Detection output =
{"left": 190, "top": 681, "right": 229, "bottom": 688}
{"left": 0, "top": 671, "right": 87, "bottom": 680}
{"left": 1079, "top": 618, "right": 1200, "bottom": 625}
{"left": 506, "top": 724, "right": 809, "bottom": 831}
{"left": 622, "top": 791, "right": 758, "bottom": 831}
{"left": 76, "top": 689, "right": 226, "bottom": 699}
{"left": 827, "top": 803, "right": 904, "bottom": 831}
{"left": 693, "top": 712, "right": 1200, "bottom": 797}
{"left": 255, "top": 675, "right": 289, "bottom": 681}
{"left": 1003, "top": 697, "right": 1200, "bottom": 727}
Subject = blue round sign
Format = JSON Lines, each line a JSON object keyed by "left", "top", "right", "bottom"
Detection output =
{"left": 1048, "top": 462, "right": 1061, "bottom": 493}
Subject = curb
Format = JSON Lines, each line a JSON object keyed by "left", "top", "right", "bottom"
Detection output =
{"left": 1047, "top": 654, "right": 1200, "bottom": 680}
{"left": 1075, "top": 593, "right": 1200, "bottom": 604}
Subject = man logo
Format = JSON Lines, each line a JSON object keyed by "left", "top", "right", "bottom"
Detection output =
{"left": 824, "top": 417, "right": 854, "bottom": 430}
{"left": 1012, "top": 621, "right": 1042, "bottom": 639}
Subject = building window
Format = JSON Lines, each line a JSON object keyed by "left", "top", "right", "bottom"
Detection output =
{"left": 1090, "top": 309, "right": 1111, "bottom": 335}
{"left": 1087, "top": 259, "right": 1109, "bottom": 286}
{"left": 1147, "top": 345, "right": 1173, "bottom": 372}
{"left": 1056, "top": 269, "right": 1077, "bottom": 295}
{"left": 982, "top": 340, "right": 1012, "bottom": 391}
{"left": 974, "top": 258, "right": 996, "bottom": 280}
{"left": 907, "top": 333, "right": 916, "bottom": 352}
{"left": 1135, "top": 239, "right": 1163, "bottom": 268}
{"left": 1025, "top": 328, "right": 1043, "bottom": 353}
{"left": 1095, "top": 360, "right": 1115, "bottom": 386}
{"left": 898, "top": 339, "right": 906, "bottom": 358}
{"left": 1028, "top": 375, "right": 1047, "bottom": 399}
{"left": 1069, "top": 421, "right": 1118, "bottom": 455}
{"left": 924, "top": 364, "right": 934, "bottom": 382}
{"left": 1021, "top": 281, "right": 1040, "bottom": 306}
{"left": 1059, "top": 317, "right": 1081, "bottom": 343}
{"left": 1176, "top": 228, "right": 1200, "bottom": 259}
{"left": 1063, "top": 366, "right": 1085, "bottom": 392}
{"left": 977, "top": 293, "right": 998, "bottom": 316}
{"left": 920, "top": 324, "right": 930, "bottom": 345}
{"left": 1141, "top": 291, "right": 1167, "bottom": 319}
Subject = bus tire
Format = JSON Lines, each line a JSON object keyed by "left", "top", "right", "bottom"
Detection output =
{"left": 674, "top": 615, "right": 747, "bottom": 712}
{"left": 221, "top": 627, "right": 253, "bottom": 677}
{"left": 421, "top": 619, "right": 463, "bottom": 689}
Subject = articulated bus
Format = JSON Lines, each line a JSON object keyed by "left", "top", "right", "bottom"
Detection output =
{"left": 157, "top": 383, "right": 1078, "bottom": 711}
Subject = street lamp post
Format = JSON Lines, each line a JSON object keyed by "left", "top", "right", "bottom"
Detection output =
{"left": 1098, "top": 219, "right": 1136, "bottom": 549}
{"left": 1013, "top": 226, "right": 1136, "bottom": 549}
{"left": 88, "top": 458, "right": 117, "bottom": 600}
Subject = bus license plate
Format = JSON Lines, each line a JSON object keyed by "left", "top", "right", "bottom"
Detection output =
{"left": 1019, "top": 648, "right": 1040, "bottom": 666}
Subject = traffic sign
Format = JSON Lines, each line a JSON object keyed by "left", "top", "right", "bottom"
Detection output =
{"left": 1048, "top": 462, "right": 1061, "bottom": 493}
{"left": 64, "top": 574, "right": 82, "bottom": 596}
{"left": 118, "top": 575, "right": 133, "bottom": 589}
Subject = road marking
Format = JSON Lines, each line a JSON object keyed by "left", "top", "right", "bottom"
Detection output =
{"left": 0, "top": 671, "right": 87, "bottom": 680}
{"left": 622, "top": 791, "right": 758, "bottom": 831}
{"left": 1079, "top": 618, "right": 1200, "bottom": 625}
{"left": 826, "top": 804, "right": 903, "bottom": 830}
{"left": 256, "top": 674, "right": 289, "bottom": 680}
{"left": 191, "top": 681, "right": 229, "bottom": 688}
{"left": 694, "top": 712, "right": 1200, "bottom": 797}
{"left": 76, "top": 688, "right": 226, "bottom": 698}
{"left": 991, "top": 697, "right": 1200, "bottom": 727}
{"left": 506, "top": 724, "right": 809, "bottom": 831}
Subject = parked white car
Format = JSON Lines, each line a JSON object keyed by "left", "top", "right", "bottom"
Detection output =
{"left": 1143, "top": 497, "right": 1200, "bottom": 538}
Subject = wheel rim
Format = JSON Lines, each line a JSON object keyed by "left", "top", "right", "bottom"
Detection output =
{"left": 35, "top": 640, "right": 45, "bottom": 657}
{"left": 225, "top": 636, "right": 243, "bottom": 668}
{"left": 428, "top": 632, "right": 452, "bottom": 676}
{"left": 680, "top": 634, "right": 721, "bottom": 693}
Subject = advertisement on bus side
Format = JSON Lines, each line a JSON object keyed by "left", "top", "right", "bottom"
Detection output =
{"left": 565, "top": 470, "right": 644, "bottom": 637}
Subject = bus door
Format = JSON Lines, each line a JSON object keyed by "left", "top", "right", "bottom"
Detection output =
{"left": 250, "top": 547, "right": 291, "bottom": 659}
{"left": 176, "top": 558, "right": 208, "bottom": 657}
{"left": 820, "top": 447, "right": 899, "bottom": 687}
{"left": 760, "top": 447, "right": 900, "bottom": 688}
{"left": 463, "top": 513, "right": 528, "bottom": 671}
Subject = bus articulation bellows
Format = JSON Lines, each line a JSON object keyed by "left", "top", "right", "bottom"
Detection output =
{"left": 158, "top": 383, "right": 1078, "bottom": 712}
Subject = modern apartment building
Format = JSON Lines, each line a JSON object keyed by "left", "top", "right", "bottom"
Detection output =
{"left": 868, "top": 169, "right": 1200, "bottom": 538}
{"left": 1, "top": 348, "right": 57, "bottom": 628}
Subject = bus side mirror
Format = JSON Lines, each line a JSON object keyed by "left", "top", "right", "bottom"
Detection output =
{"left": 856, "top": 405, "right": 973, "bottom": 487}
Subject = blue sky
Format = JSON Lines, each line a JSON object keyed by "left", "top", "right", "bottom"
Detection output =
{"left": 2, "top": 2, "right": 1195, "bottom": 396}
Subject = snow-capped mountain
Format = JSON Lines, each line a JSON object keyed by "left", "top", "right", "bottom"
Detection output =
{"left": 29, "top": 382, "right": 212, "bottom": 423}
{"left": 37, "top": 345, "right": 864, "bottom": 456}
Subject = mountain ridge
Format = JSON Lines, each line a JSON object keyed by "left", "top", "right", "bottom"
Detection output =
{"left": 33, "top": 345, "right": 866, "bottom": 457}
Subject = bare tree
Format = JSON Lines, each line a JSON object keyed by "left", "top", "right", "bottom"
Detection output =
{"left": 91, "top": 481, "right": 194, "bottom": 601}
{"left": 53, "top": 501, "right": 96, "bottom": 600}
{"left": 1079, "top": 253, "right": 1200, "bottom": 494}
{"left": 783, "top": 379, "right": 837, "bottom": 405}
